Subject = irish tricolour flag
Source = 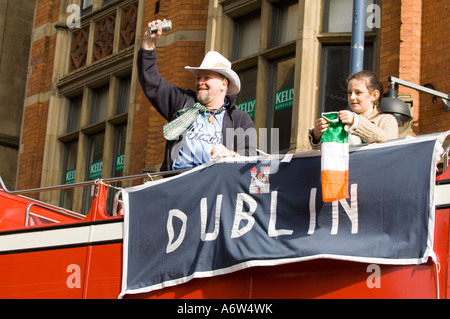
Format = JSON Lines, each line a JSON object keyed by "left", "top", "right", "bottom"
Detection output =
{"left": 321, "top": 112, "right": 349, "bottom": 202}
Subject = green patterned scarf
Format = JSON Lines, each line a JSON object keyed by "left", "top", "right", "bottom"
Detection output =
{"left": 163, "top": 103, "right": 225, "bottom": 140}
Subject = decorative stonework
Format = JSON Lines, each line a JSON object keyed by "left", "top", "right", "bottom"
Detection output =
{"left": 119, "top": 4, "right": 137, "bottom": 51}
{"left": 92, "top": 15, "right": 116, "bottom": 62}
{"left": 68, "top": 2, "right": 137, "bottom": 72}
{"left": 70, "top": 26, "right": 89, "bottom": 71}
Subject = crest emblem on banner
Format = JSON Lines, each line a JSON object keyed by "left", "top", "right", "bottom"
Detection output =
{"left": 249, "top": 166, "right": 270, "bottom": 194}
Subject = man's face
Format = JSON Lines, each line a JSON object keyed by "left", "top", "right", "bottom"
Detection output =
{"left": 195, "top": 70, "right": 227, "bottom": 106}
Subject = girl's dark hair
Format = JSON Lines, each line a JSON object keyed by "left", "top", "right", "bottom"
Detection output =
{"left": 347, "top": 70, "right": 383, "bottom": 107}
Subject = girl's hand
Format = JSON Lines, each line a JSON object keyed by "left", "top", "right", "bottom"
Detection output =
{"left": 338, "top": 110, "right": 355, "bottom": 125}
{"left": 312, "top": 117, "right": 329, "bottom": 142}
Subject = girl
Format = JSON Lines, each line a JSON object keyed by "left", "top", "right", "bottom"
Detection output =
{"left": 310, "top": 71, "right": 398, "bottom": 146}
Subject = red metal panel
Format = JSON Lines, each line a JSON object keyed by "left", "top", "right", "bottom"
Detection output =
{"left": 0, "top": 190, "right": 85, "bottom": 231}
{"left": 83, "top": 243, "right": 123, "bottom": 299}
{"left": 0, "top": 247, "right": 88, "bottom": 298}
{"left": 0, "top": 167, "right": 448, "bottom": 299}
{"left": 125, "top": 260, "right": 438, "bottom": 299}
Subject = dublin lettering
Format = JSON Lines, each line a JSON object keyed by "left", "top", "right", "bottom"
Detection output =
{"left": 166, "top": 184, "right": 358, "bottom": 253}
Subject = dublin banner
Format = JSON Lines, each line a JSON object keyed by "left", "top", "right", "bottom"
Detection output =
{"left": 119, "top": 133, "right": 447, "bottom": 298}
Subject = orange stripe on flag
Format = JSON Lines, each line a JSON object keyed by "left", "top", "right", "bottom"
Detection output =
{"left": 321, "top": 170, "right": 349, "bottom": 202}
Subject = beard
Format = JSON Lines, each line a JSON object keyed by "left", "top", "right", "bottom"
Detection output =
{"left": 197, "top": 88, "right": 213, "bottom": 105}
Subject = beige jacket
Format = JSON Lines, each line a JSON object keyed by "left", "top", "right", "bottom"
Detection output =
{"left": 309, "top": 108, "right": 398, "bottom": 148}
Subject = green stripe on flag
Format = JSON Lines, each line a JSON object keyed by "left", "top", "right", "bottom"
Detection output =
{"left": 321, "top": 112, "right": 348, "bottom": 144}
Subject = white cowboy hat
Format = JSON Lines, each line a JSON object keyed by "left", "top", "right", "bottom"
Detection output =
{"left": 185, "top": 51, "right": 241, "bottom": 95}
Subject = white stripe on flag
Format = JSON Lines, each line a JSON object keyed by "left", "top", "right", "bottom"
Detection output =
{"left": 321, "top": 142, "right": 349, "bottom": 171}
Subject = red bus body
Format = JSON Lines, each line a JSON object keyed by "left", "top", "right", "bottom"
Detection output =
{"left": 0, "top": 167, "right": 449, "bottom": 299}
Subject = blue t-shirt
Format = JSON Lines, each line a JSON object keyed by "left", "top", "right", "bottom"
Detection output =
{"left": 172, "top": 110, "right": 225, "bottom": 170}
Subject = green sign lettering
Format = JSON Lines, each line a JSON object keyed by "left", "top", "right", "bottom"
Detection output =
{"left": 274, "top": 87, "right": 294, "bottom": 111}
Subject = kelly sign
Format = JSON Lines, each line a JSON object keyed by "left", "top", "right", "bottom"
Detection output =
{"left": 274, "top": 87, "right": 294, "bottom": 111}
{"left": 236, "top": 99, "right": 255, "bottom": 118}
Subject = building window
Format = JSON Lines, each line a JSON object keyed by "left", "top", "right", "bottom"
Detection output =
{"left": 270, "top": 56, "right": 295, "bottom": 153}
{"left": 323, "top": 0, "right": 374, "bottom": 33}
{"left": 236, "top": 67, "right": 257, "bottom": 119}
{"left": 67, "top": 95, "right": 82, "bottom": 133}
{"left": 272, "top": 1, "right": 298, "bottom": 47}
{"left": 82, "top": 132, "right": 105, "bottom": 214}
{"left": 107, "top": 123, "right": 127, "bottom": 213}
{"left": 81, "top": 0, "right": 93, "bottom": 15}
{"left": 91, "top": 84, "right": 109, "bottom": 124}
{"left": 61, "top": 140, "right": 78, "bottom": 210}
{"left": 59, "top": 75, "right": 131, "bottom": 214}
{"left": 225, "top": 0, "right": 298, "bottom": 154}
{"left": 319, "top": 0, "right": 378, "bottom": 114}
{"left": 56, "top": 1, "right": 135, "bottom": 214}
{"left": 113, "top": 125, "right": 126, "bottom": 177}
{"left": 233, "top": 12, "right": 261, "bottom": 60}
{"left": 87, "top": 132, "right": 105, "bottom": 181}
{"left": 216, "top": 0, "right": 379, "bottom": 152}
{"left": 319, "top": 44, "right": 373, "bottom": 113}
{"left": 117, "top": 75, "right": 131, "bottom": 115}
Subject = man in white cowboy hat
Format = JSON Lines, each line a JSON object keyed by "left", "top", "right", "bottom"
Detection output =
{"left": 137, "top": 19, "right": 257, "bottom": 171}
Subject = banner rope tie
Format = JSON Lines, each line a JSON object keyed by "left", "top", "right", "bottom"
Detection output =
{"left": 95, "top": 178, "right": 124, "bottom": 191}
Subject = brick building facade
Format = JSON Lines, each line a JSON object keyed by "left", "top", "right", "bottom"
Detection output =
{"left": 8, "top": 0, "right": 450, "bottom": 212}
{"left": 0, "top": 0, "right": 36, "bottom": 190}
{"left": 379, "top": 0, "right": 449, "bottom": 135}
{"left": 419, "top": 0, "right": 449, "bottom": 134}
{"left": 132, "top": 0, "right": 208, "bottom": 176}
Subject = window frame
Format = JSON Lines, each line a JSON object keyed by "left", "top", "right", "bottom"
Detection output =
{"left": 58, "top": 72, "right": 131, "bottom": 214}
{"left": 223, "top": 0, "right": 299, "bottom": 154}
{"left": 81, "top": 0, "right": 93, "bottom": 16}
{"left": 266, "top": 54, "right": 296, "bottom": 153}
{"left": 317, "top": 0, "right": 380, "bottom": 115}
{"left": 59, "top": 140, "right": 78, "bottom": 210}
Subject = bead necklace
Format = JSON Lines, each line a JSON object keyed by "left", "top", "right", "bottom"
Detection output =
{"left": 206, "top": 106, "right": 224, "bottom": 124}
